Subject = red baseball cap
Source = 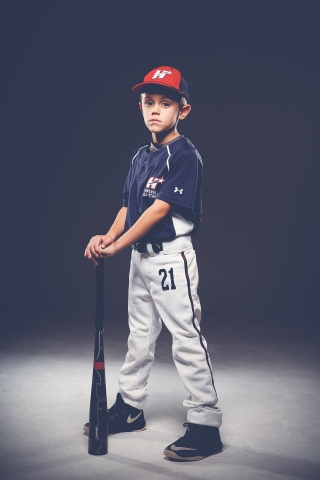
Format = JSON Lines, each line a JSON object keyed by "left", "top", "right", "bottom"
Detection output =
{"left": 132, "top": 66, "right": 189, "bottom": 102}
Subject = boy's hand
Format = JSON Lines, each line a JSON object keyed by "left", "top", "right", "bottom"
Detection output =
{"left": 84, "top": 234, "right": 114, "bottom": 266}
{"left": 99, "top": 243, "right": 118, "bottom": 257}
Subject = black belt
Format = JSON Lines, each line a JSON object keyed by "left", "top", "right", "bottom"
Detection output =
{"left": 133, "top": 241, "right": 163, "bottom": 254}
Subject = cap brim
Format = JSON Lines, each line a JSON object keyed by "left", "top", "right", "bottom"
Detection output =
{"left": 132, "top": 81, "right": 186, "bottom": 99}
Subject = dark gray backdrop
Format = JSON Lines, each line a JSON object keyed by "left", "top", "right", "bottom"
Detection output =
{"left": 1, "top": 0, "right": 319, "bottom": 332}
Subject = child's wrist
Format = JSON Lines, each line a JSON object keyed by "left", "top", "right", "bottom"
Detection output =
{"left": 112, "top": 240, "right": 122, "bottom": 254}
{"left": 105, "top": 232, "right": 115, "bottom": 242}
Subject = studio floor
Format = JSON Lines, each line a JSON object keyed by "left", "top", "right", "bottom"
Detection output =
{"left": 1, "top": 315, "right": 319, "bottom": 480}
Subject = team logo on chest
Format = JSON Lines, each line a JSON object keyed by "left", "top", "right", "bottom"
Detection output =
{"left": 146, "top": 176, "right": 165, "bottom": 190}
{"left": 143, "top": 176, "right": 165, "bottom": 198}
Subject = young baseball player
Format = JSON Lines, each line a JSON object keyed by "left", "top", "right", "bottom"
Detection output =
{"left": 84, "top": 66, "right": 222, "bottom": 461}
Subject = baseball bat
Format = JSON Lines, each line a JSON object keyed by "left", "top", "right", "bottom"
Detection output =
{"left": 88, "top": 258, "right": 108, "bottom": 455}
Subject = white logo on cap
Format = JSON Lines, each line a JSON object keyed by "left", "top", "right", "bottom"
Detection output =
{"left": 152, "top": 70, "right": 173, "bottom": 79}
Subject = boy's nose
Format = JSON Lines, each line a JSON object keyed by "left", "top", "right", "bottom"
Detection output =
{"left": 151, "top": 105, "right": 160, "bottom": 114}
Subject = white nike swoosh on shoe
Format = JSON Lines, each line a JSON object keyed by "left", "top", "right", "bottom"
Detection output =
{"left": 171, "top": 444, "right": 197, "bottom": 451}
{"left": 127, "top": 411, "right": 142, "bottom": 424}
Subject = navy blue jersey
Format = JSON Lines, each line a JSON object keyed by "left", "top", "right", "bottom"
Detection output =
{"left": 122, "top": 136, "right": 203, "bottom": 243}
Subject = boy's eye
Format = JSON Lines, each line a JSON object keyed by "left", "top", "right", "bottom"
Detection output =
{"left": 145, "top": 100, "right": 153, "bottom": 106}
{"left": 162, "top": 102, "right": 170, "bottom": 107}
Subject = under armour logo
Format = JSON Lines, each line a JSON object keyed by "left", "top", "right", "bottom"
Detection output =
{"left": 174, "top": 187, "right": 183, "bottom": 194}
{"left": 152, "top": 70, "right": 173, "bottom": 79}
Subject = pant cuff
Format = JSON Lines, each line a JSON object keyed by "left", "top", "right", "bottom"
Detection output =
{"left": 187, "top": 406, "right": 222, "bottom": 427}
{"left": 118, "top": 387, "right": 148, "bottom": 410}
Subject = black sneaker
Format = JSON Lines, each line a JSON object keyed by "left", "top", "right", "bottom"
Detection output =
{"left": 83, "top": 393, "right": 146, "bottom": 436}
{"left": 164, "top": 422, "right": 222, "bottom": 461}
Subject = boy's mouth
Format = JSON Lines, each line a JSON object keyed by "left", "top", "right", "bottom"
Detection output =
{"left": 149, "top": 119, "right": 160, "bottom": 123}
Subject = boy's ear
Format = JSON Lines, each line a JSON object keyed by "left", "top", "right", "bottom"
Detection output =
{"left": 178, "top": 104, "right": 191, "bottom": 120}
{"left": 139, "top": 102, "right": 142, "bottom": 112}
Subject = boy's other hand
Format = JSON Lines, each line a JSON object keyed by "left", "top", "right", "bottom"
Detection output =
{"left": 84, "top": 234, "right": 114, "bottom": 266}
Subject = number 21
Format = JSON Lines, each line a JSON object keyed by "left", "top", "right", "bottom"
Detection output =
{"left": 159, "top": 268, "right": 176, "bottom": 291}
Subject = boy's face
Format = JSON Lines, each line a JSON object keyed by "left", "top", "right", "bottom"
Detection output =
{"left": 139, "top": 92, "right": 190, "bottom": 135}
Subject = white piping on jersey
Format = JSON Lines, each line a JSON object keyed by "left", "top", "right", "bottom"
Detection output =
{"left": 166, "top": 145, "right": 171, "bottom": 171}
{"left": 171, "top": 212, "right": 194, "bottom": 237}
{"left": 132, "top": 145, "right": 148, "bottom": 164}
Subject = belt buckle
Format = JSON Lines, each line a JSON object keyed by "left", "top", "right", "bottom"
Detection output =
{"left": 134, "top": 241, "right": 162, "bottom": 254}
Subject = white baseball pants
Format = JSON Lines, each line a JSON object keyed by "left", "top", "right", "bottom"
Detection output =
{"left": 118, "top": 236, "right": 222, "bottom": 427}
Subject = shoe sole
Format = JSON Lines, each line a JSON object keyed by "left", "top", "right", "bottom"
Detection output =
{"left": 83, "top": 425, "right": 146, "bottom": 436}
{"left": 163, "top": 448, "right": 223, "bottom": 461}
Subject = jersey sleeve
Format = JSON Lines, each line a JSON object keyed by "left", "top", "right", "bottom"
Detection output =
{"left": 122, "top": 149, "right": 138, "bottom": 207}
{"left": 122, "top": 167, "right": 131, "bottom": 207}
{"left": 157, "top": 150, "right": 202, "bottom": 209}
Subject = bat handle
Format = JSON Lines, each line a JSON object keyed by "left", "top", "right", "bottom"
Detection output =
{"left": 95, "top": 259, "right": 104, "bottom": 330}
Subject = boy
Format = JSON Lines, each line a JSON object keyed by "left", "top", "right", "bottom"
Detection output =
{"left": 84, "top": 66, "right": 222, "bottom": 461}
